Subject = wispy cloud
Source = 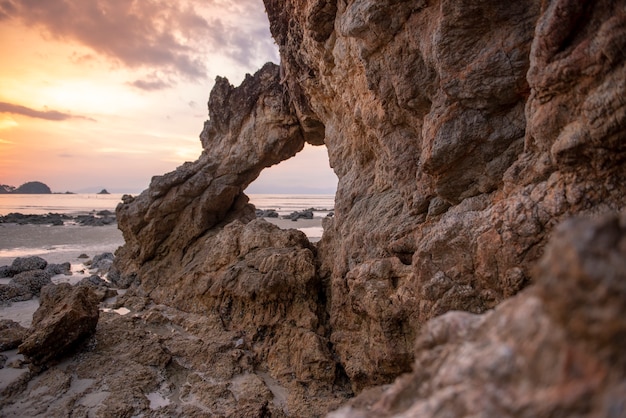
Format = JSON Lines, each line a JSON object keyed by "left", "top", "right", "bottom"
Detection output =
{"left": 129, "top": 78, "right": 172, "bottom": 91}
{"left": 1, "top": 0, "right": 278, "bottom": 83}
{"left": 0, "top": 102, "right": 95, "bottom": 122}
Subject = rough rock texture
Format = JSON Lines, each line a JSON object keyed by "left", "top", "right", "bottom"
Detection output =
{"left": 1, "top": 299, "right": 347, "bottom": 416}
{"left": 116, "top": 62, "right": 307, "bottom": 268}
{"left": 5, "top": 0, "right": 623, "bottom": 416}
{"left": 9, "top": 270, "right": 52, "bottom": 297}
{"left": 0, "top": 283, "right": 32, "bottom": 304}
{"left": 0, "top": 319, "right": 27, "bottom": 351}
{"left": 264, "top": 0, "right": 626, "bottom": 390}
{"left": 329, "top": 212, "right": 626, "bottom": 417}
{"left": 19, "top": 284, "right": 100, "bottom": 366}
{"left": 10, "top": 256, "right": 47, "bottom": 275}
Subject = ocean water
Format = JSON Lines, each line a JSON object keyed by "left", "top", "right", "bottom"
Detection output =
{"left": 0, "top": 193, "right": 335, "bottom": 216}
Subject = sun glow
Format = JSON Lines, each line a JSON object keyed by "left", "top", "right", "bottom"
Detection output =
{"left": 0, "top": 118, "right": 18, "bottom": 130}
{"left": 38, "top": 79, "right": 146, "bottom": 116}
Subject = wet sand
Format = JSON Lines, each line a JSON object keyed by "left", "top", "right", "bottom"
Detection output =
{"left": 0, "top": 217, "right": 325, "bottom": 267}
{"left": 0, "top": 223, "right": 125, "bottom": 266}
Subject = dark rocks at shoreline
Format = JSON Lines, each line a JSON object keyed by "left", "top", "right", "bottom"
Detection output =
{"left": 255, "top": 209, "right": 279, "bottom": 218}
{"left": 45, "top": 262, "right": 72, "bottom": 276}
{"left": 0, "top": 319, "right": 27, "bottom": 351}
{"left": 284, "top": 209, "right": 314, "bottom": 221}
{"left": 0, "top": 212, "right": 116, "bottom": 226}
{"left": 0, "top": 253, "right": 118, "bottom": 304}
{"left": 10, "top": 256, "right": 47, "bottom": 273}
{"left": 10, "top": 270, "right": 52, "bottom": 297}
{"left": 0, "top": 283, "right": 33, "bottom": 304}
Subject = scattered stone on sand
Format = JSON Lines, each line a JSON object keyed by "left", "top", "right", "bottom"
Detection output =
{"left": 44, "top": 262, "right": 72, "bottom": 276}
{"left": 10, "top": 256, "right": 47, "bottom": 275}
{"left": 255, "top": 209, "right": 279, "bottom": 218}
{"left": 0, "top": 319, "right": 28, "bottom": 351}
{"left": 10, "top": 270, "right": 52, "bottom": 297}
{"left": 0, "top": 212, "right": 116, "bottom": 226}
{"left": 283, "top": 209, "right": 314, "bottom": 221}
{"left": 0, "top": 283, "right": 32, "bottom": 304}
{"left": 19, "top": 283, "right": 100, "bottom": 367}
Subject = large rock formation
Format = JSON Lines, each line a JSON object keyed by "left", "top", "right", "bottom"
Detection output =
{"left": 263, "top": 0, "right": 626, "bottom": 390}
{"left": 329, "top": 212, "right": 626, "bottom": 416}
{"left": 52, "top": 0, "right": 625, "bottom": 415}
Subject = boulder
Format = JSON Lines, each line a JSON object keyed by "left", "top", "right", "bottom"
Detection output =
{"left": 77, "top": 275, "right": 117, "bottom": 301}
{"left": 10, "top": 256, "right": 47, "bottom": 274}
{"left": 255, "top": 209, "right": 279, "bottom": 218}
{"left": 10, "top": 270, "right": 52, "bottom": 296}
{"left": 0, "top": 265, "right": 11, "bottom": 278}
{"left": 90, "top": 252, "right": 115, "bottom": 273}
{"left": 19, "top": 283, "right": 100, "bottom": 366}
{"left": 284, "top": 209, "right": 314, "bottom": 221}
{"left": 0, "top": 283, "right": 33, "bottom": 303}
{"left": 0, "top": 319, "right": 28, "bottom": 351}
{"left": 45, "top": 262, "right": 72, "bottom": 276}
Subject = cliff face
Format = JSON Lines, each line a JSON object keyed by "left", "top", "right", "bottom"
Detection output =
{"left": 110, "top": 0, "right": 626, "bottom": 415}
{"left": 264, "top": 0, "right": 626, "bottom": 391}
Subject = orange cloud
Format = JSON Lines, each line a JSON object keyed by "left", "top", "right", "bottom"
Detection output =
{"left": 0, "top": 102, "right": 95, "bottom": 122}
{"left": 0, "top": 0, "right": 278, "bottom": 85}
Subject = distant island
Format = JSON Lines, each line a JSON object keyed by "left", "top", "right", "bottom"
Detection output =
{"left": 0, "top": 181, "right": 51, "bottom": 194}
{"left": 97, "top": 189, "right": 110, "bottom": 195}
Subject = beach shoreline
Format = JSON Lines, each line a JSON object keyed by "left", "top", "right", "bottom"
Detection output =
{"left": 0, "top": 216, "right": 325, "bottom": 267}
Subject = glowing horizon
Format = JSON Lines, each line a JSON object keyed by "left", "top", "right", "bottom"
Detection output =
{"left": 0, "top": 0, "right": 336, "bottom": 194}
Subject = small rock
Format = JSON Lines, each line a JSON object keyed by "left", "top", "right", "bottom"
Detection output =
{"left": 78, "top": 254, "right": 89, "bottom": 259}
{"left": 284, "top": 209, "right": 314, "bottom": 221}
{"left": 45, "top": 262, "right": 72, "bottom": 276}
{"left": 19, "top": 283, "right": 100, "bottom": 366}
{"left": 10, "top": 256, "right": 47, "bottom": 274}
{"left": 10, "top": 270, "right": 52, "bottom": 296}
{"left": 91, "top": 253, "right": 115, "bottom": 273}
{"left": 0, "top": 283, "right": 33, "bottom": 303}
{"left": 0, "top": 265, "right": 11, "bottom": 278}
{"left": 0, "top": 319, "right": 28, "bottom": 351}
{"left": 78, "top": 275, "right": 109, "bottom": 288}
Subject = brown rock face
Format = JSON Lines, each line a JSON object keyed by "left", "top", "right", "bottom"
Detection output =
{"left": 19, "top": 284, "right": 99, "bottom": 367}
{"left": 0, "top": 319, "right": 27, "bottom": 351}
{"left": 114, "top": 63, "right": 345, "bottom": 413}
{"left": 329, "top": 213, "right": 626, "bottom": 417}
{"left": 102, "top": 0, "right": 626, "bottom": 414}
{"left": 116, "top": 62, "right": 306, "bottom": 267}
{"left": 264, "top": 0, "right": 626, "bottom": 390}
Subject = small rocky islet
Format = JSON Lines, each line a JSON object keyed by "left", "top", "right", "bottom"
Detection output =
{"left": 1, "top": 1, "right": 626, "bottom": 417}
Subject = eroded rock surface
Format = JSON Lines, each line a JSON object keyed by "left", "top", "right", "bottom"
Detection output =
{"left": 3, "top": 0, "right": 624, "bottom": 416}
{"left": 265, "top": 0, "right": 626, "bottom": 389}
{"left": 116, "top": 62, "right": 307, "bottom": 268}
{"left": 19, "top": 284, "right": 100, "bottom": 367}
{"left": 329, "top": 212, "right": 626, "bottom": 417}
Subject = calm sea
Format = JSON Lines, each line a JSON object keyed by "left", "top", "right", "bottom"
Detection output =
{"left": 0, "top": 193, "right": 335, "bottom": 217}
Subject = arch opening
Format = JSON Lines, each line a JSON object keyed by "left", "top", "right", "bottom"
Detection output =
{"left": 246, "top": 143, "right": 337, "bottom": 242}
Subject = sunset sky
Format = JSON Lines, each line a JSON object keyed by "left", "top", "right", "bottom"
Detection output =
{"left": 0, "top": 0, "right": 337, "bottom": 194}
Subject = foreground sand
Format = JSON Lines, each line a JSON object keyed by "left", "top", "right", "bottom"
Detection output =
{"left": 0, "top": 224, "right": 125, "bottom": 266}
